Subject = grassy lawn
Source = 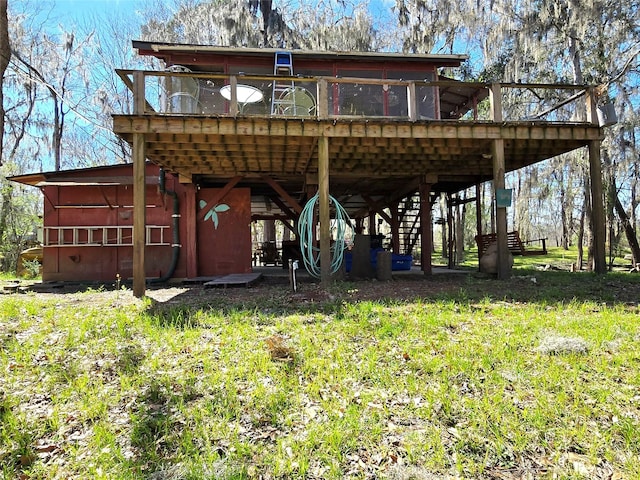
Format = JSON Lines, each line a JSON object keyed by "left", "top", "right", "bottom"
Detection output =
{"left": 1, "top": 268, "right": 639, "bottom": 479}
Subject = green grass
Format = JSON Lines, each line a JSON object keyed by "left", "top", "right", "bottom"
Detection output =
{"left": 1, "top": 273, "right": 639, "bottom": 479}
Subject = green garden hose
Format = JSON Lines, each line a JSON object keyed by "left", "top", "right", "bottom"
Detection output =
{"left": 298, "top": 193, "right": 352, "bottom": 278}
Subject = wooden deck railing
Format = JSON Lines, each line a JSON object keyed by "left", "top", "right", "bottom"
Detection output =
{"left": 116, "top": 69, "right": 601, "bottom": 126}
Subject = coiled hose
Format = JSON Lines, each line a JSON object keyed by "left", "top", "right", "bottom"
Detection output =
{"left": 298, "top": 193, "right": 352, "bottom": 278}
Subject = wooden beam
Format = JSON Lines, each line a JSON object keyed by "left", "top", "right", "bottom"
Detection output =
{"left": 196, "top": 176, "right": 242, "bottom": 222}
{"left": 184, "top": 184, "right": 199, "bottom": 279}
{"left": 390, "top": 201, "right": 400, "bottom": 254}
{"left": 112, "top": 116, "right": 602, "bottom": 144}
{"left": 475, "top": 183, "right": 483, "bottom": 263}
{"left": 132, "top": 71, "right": 147, "bottom": 298}
{"left": 318, "top": 135, "right": 331, "bottom": 286}
{"left": 362, "top": 195, "right": 393, "bottom": 224}
{"left": 589, "top": 140, "right": 606, "bottom": 273}
{"left": 262, "top": 175, "right": 303, "bottom": 214}
{"left": 132, "top": 135, "right": 146, "bottom": 297}
{"left": 134, "top": 71, "right": 146, "bottom": 115}
{"left": 492, "top": 139, "right": 511, "bottom": 279}
{"left": 586, "top": 87, "right": 599, "bottom": 125}
{"left": 419, "top": 179, "right": 432, "bottom": 275}
{"left": 317, "top": 78, "right": 328, "bottom": 119}
{"left": 447, "top": 195, "right": 454, "bottom": 269}
{"left": 229, "top": 75, "right": 239, "bottom": 116}
{"left": 269, "top": 195, "right": 298, "bottom": 220}
{"left": 490, "top": 83, "right": 503, "bottom": 122}
{"left": 407, "top": 82, "right": 418, "bottom": 121}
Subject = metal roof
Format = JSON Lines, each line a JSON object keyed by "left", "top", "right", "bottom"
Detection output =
{"left": 132, "top": 41, "right": 468, "bottom": 66}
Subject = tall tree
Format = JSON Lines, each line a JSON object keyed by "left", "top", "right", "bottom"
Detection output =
{"left": 140, "top": 0, "right": 378, "bottom": 51}
{"left": 0, "top": 0, "right": 9, "bottom": 166}
{"left": 395, "top": 0, "right": 640, "bottom": 266}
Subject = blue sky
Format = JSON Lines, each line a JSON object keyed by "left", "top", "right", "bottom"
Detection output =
{"left": 43, "top": 0, "right": 398, "bottom": 35}
{"left": 49, "top": 0, "right": 138, "bottom": 15}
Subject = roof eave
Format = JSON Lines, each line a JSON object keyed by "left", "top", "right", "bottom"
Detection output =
{"left": 132, "top": 40, "right": 468, "bottom": 66}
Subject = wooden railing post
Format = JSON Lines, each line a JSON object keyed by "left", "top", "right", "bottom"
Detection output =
{"left": 317, "top": 78, "right": 328, "bottom": 119}
{"left": 407, "top": 81, "right": 418, "bottom": 121}
{"left": 134, "top": 70, "right": 146, "bottom": 114}
{"left": 489, "top": 83, "right": 503, "bottom": 122}
{"left": 229, "top": 75, "right": 239, "bottom": 116}
{"left": 585, "top": 86, "right": 599, "bottom": 125}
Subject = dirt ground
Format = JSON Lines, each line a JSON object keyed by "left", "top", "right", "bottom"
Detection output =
{"left": 5, "top": 268, "right": 640, "bottom": 311}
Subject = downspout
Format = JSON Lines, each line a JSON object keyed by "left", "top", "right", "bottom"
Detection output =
{"left": 148, "top": 168, "right": 180, "bottom": 283}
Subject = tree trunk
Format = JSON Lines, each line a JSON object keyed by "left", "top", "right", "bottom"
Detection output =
{"left": 455, "top": 201, "right": 465, "bottom": 265}
{"left": 585, "top": 173, "right": 594, "bottom": 271}
{"left": 0, "top": 0, "right": 9, "bottom": 165}
{"left": 614, "top": 196, "right": 640, "bottom": 266}
{"left": 440, "top": 195, "right": 447, "bottom": 258}
{"left": 54, "top": 97, "right": 62, "bottom": 170}
{"left": 577, "top": 200, "right": 585, "bottom": 270}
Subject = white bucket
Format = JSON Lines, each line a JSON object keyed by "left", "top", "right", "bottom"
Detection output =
{"left": 597, "top": 102, "right": 617, "bottom": 127}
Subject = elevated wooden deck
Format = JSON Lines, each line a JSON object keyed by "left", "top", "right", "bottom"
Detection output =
{"left": 113, "top": 72, "right": 603, "bottom": 215}
{"left": 112, "top": 70, "right": 608, "bottom": 295}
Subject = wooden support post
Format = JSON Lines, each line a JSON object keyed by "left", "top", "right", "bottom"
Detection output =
{"left": 132, "top": 135, "right": 146, "bottom": 297}
{"left": 492, "top": 139, "right": 511, "bottom": 279}
{"left": 490, "top": 82, "right": 509, "bottom": 278}
{"left": 132, "top": 71, "right": 147, "bottom": 298}
{"left": 419, "top": 179, "right": 432, "bottom": 275}
{"left": 475, "top": 182, "right": 482, "bottom": 248}
{"left": 489, "top": 86, "right": 510, "bottom": 276}
{"left": 589, "top": 140, "right": 607, "bottom": 273}
{"left": 318, "top": 135, "right": 331, "bottom": 286}
{"left": 390, "top": 201, "right": 400, "bottom": 254}
{"left": 447, "top": 196, "right": 454, "bottom": 269}
{"left": 184, "top": 184, "right": 198, "bottom": 279}
{"left": 475, "top": 183, "right": 483, "bottom": 237}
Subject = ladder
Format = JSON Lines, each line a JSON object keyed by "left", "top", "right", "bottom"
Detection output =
{"left": 271, "top": 51, "right": 295, "bottom": 115}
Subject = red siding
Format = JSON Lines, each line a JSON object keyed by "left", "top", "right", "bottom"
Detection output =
{"left": 196, "top": 188, "right": 252, "bottom": 276}
{"left": 40, "top": 164, "right": 252, "bottom": 283}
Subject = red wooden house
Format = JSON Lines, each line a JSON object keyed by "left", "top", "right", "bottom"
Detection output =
{"left": 10, "top": 43, "right": 606, "bottom": 290}
{"left": 10, "top": 163, "right": 251, "bottom": 282}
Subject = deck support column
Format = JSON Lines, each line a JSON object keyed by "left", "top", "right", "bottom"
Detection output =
{"left": 490, "top": 83, "right": 511, "bottom": 280}
{"left": 132, "top": 134, "right": 146, "bottom": 297}
{"left": 184, "top": 184, "right": 198, "bottom": 278}
{"left": 318, "top": 135, "right": 331, "bottom": 286}
{"left": 390, "top": 201, "right": 400, "bottom": 254}
{"left": 132, "top": 71, "right": 147, "bottom": 298}
{"left": 589, "top": 140, "right": 606, "bottom": 273}
{"left": 492, "top": 138, "right": 511, "bottom": 279}
{"left": 419, "top": 179, "right": 432, "bottom": 275}
{"left": 475, "top": 183, "right": 483, "bottom": 237}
